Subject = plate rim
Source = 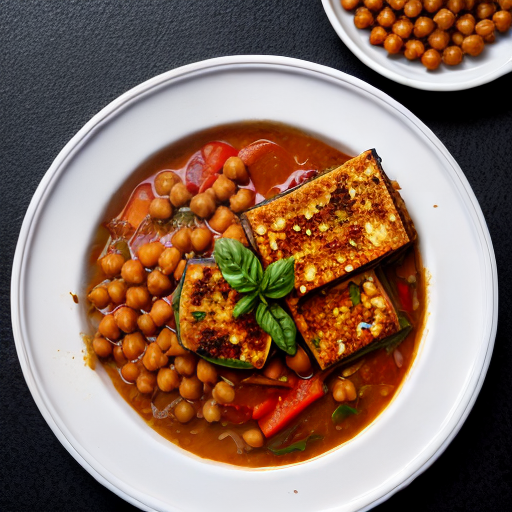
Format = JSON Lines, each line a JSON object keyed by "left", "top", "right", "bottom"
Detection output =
{"left": 11, "top": 55, "right": 498, "bottom": 511}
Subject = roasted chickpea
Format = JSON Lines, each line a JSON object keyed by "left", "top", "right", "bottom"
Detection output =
{"left": 387, "top": 0, "right": 406, "bottom": 8}
{"left": 122, "top": 332, "right": 146, "bottom": 360}
{"left": 223, "top": 156, "right": 250, "bottom": 184}
{"left": 212, "top": 381, "right": 235, "bottom": 404}
{"left": 229, "top": 188, "right": 255, "bottom": 213}
{"left": 114, "top": 306, "right": 139, "bottom": 333}
{"left": 462, "top": 34, "right": 485, "bottom": 55}
{"left": 403, "top": 0, "right": 422, "bottom": 17}
{"left": 364, "top": 0, "right": 383, "bottom": 10}
{"left": 442, "top": 45, "right": 464, "bottom": 65}
{"left": 342, "top": 0, "right": 361, "bottom": 9}
{"left": 475, "top": 19, "right": 495, "bottom": 36}
{"left": 208, "top": 206, "right": 235, "bottom": 233}
{"left": 98, "top": 314, "right": 121, "bottom": 340}
{"left": 414, "top": 16, "right": 435, "bottom": 38}
{"left": 384, "top": 33, "right": 404, "bottom": 54}
{"left": 332, "top": 379, "right": 357, "bottom": 402}
{"left": 190, "top": 227, "right": 213, "bottom": 253}
{"left": 113, "top": 345, "right": 128, "bottom": 366}
{"left": 424, "top": 0, "right": 443, "bottom": 11}
{"left": 354, "top": 7, "right": 374, "bottom": 28}
{"left": 161, "top": 329, "right": 189, "bottom": 356}
{"left": 212, "top": 175, "right": 237, "bottom": 203}
{"left": 222, "top": 224, "right": 248, "bottom": 245}
{"left": 174, "top": 400, "right": 196, "bottom": 423}
{"left": 446, "top": 0, "right": 464, "bottom": 13}
{"left": 143, "top": 342, "right": 168, "bottom": 372}
{"left": 377, "top": 7, "right": 396, "bottom": 27}
{"left": 157, "top": 367, "right": 180, "bottom": 392}
{"left": 92, "top": 336, "right": 112, "bottom": 358}
{"left": 404, "top": 39, "right": 425, "bottom": 59}
{"left": 121, "top": 259, "right": 146, "bottom": 284}
{"left": 154, "top": 170, "right": 181, "bottom": 196}
{"left": 137, "top": 313, "right": 157, "bottom": 336}
{"left": 107, "top": 279, "right": 127, "bottom": 304}
{"left": 452, "top": 31, "right": 465, "bottom": 45}
{"left": 179, "top": 375, "right": 203, "bottom": 400}
{"left": 158, "top": 247, "right": 182, "bottom": 275}
{"left": 263, "top": 357, "right": 285, "bottom": 380}
{"left": 190, "top": 192, "right": 216, "bottom": 218}
{"left": 484, "top": 31, "right": 496, "bottom": 42}
{"left": 494, "top": 10, "right": 512, "bottom": 32}
{"left": 174, "top": 354, "right": 198, "bottom": 376}
{"left": 203, "top": 399, "right": 221, "bottom": 423}
{"left": 173, "top": 259, "right": 187, "bottom": 281}
{"left": 392, "top": 17, "right": 413, "bottom": 38}
{"left": 421, "top": 48, "right": 442, "bottom": 69}
{"left": 88, "top": 286, "right": 110, "bottom": 309}
{"left": 138, "top": 242, "right": 165, "bottom": 268}
{"left": 150, "top": 299, "right": 173, "bottom": 326}
{"left": 285, "top": 346, "right": 312, "bottom": 375}
{"left": 434, "top": 9, "right": 456, "bottom": 30}
{"left": 100, "top": 253, "right": 125, "bottom": 278}
{"left": 126, "top": 286, "right": 151, "bottom": 310}
{"left": 370, "top": 26, "right": 388, "bottom": 44}
{"left": 498, "top": 0, "right": 512, "bottom": 10}
{"left": 456, "top": 14, "right": 476, "bottom": 35}
{"left": 477, "top": 3, "right": 496, "bottom": 19}
{"left": 169, "top": 182, "right": 193, "bottom": 208}
{"left": 196, "top": 359, "right": 218, "bottom": 384}
{"left": 149, "top": 197, "right": 173, "bottom": 220}
{"left": 170, "top": 228, "right": 192, "bottom": 253}
{"left": 147, "top": 269, "right": 172, "bottom": 297}
{"left": 121, "top": 362, "right": 140, "bottom": 383}
{"left": 243, "top": 428, "right": 264, "bottom": 448}
{"left": 428, "top": 29, "right": 450, "bottom": 50}
{"left": 465, "top": 0, "right": 476, "bottom": 10}
{"left": 136, "top": 369, "right": 157, "bottom": 394}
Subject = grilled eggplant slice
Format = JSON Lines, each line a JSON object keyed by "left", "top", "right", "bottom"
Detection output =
{"left": 241, "top": 149, "right": 416, "bottom": 297}
{"left": 175, "top": 258, "right": 271, "bottom": 369}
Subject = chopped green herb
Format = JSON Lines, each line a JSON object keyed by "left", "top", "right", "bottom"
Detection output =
{"left": 192, "top": 311, "right": 206, "bottom": 321}
{"left": 349, "top": 282, "right": 360, "bottom": 306}
{"left": 268, "top": 434, "right": 323, "bottom": 455}
{"left": 332, "top": 404, "right": 359, "bottom": 424}
{"left": 312, "top": 337, "right": 321, "bottom": 349}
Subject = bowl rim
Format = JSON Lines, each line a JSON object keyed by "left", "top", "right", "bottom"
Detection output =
{"left": 11, "top": 55, "right": 498, "bottom": 511}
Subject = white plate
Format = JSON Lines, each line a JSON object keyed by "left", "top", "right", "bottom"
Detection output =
{"left": 322, "top": 0, "right": 512, "bottom": 90}
{"left": 11, "top": 56, "right": 497, "bottom": 511}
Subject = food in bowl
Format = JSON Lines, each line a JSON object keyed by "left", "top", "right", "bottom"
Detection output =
{"left": 84, "top": 121, "right": 426, "bottom": 467}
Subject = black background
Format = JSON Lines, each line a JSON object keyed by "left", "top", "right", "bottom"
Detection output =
{"left": 1, "top": 1, "right": 511, "bottom": 511}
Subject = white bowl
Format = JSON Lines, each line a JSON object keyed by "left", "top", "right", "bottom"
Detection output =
{"left": 322, "top": 0, "right": 512, "bottom": 91}
{"left": 11, "top": 56, "right": 497, "bottom": 511}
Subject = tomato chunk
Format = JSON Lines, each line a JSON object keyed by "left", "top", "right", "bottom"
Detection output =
{"left": 121, "top": 183, "right": 154, "bottom": 229}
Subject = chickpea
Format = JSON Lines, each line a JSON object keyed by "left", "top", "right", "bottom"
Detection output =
{"left": 121, "top": 259, "right": 146, "bottom": 285}
{"left": 421, "top": 48, "right": 442, "bottom": 70}
{"left": 404, "top": 39, "right": 425, "bottom": 59}
{"left": 158, "top": 247, "right": 182, "bottom": 275}
{"left": 475, "top": 19, "right": 495, "bottom": 36}
{"left": 98, "top": 314, "right": 121, "bottom": 340}
{"left": 173, "top": 259, "right": 187, "bottom": 281}
{"left": 332, "top": 379, "right": 357, "bottom": 402}
{"left": 113, "top": 345, "right": 128, "bottom": 366}
{"left": 196, "top": 359, "right": 218, "bottom": 384}
{"left": 169, "top": 182, "right": 193, "bottom": 208}
{"left": 243, "top": 428, "right": 264, "bottom": 448}
{"left": 452, "top": 31, "right": 465, "bottom": 45}
{"left": 364, "top": 0, "right": 383, "bottom": 10}
{"left": 229, "top": 188, "right": 255, "bottom": 213}
{"left": 150, "top": 299, "right": 173, "bottom": 326}
{"left": 88, "top": 286, "right": 110, "bottom": 309}
{"left": 149, "top": 197, "right": 173, "bottom": 220}
{"left": 286, "top": 346, "right": 312, "bottom": 375}
{"left": 190, "top": 227, "right": 213, "bottom": 253}
{"left": 154, "top": 170, "right": 181, "bottom": 196}
{"left": 174, "top": 400, "right": 196, "bottom": 423}
{"left": 137, "top": 313, "right": 157, "bottom": 336}
{"left": 121, "top": 362, "right": 140, "bottom": 383}
{"left": 161, "top": 329, "right": 188, "bottom": 356}
{"left": 212, "top": 175, "right": 237, "bottom": 203}
{"left": 477, "top": 3, "right": 496, "bottom": 19}
{"left": 370, "top": 26, "right": 388, "bottom": 44}
{"left": 92, "top": 336, "right": 112, "bottom": 358}
{"left": 425, "top": 0, "right": 444, "bottom": 11}
{"left": 456, "top": 14, "right": 476, "bottom": 35}
{"left": 392, "top": 17, "right": 413, "bottom": 39}
{"left": 174, "top": 354, "right": 198, "bottom": 376}
{"left": 122, "top": 332, "right": 146, "bottom": 360}
{"left": 114, "top": 306, "right": 139, "bottom": 333}
{"left": 377, "top": 7, "right": 396, "bottom": 27}
{"left": 125, "top": 286, "right": 150, "bottom": 310}
{"left": 446, "top": 0, "right": 464, "bottom": 13}
{"left": 465, "top": 0, "right": 476, "bottom": 10}
{"left": 208, "top": 206, "right": 235, "bottom": 233}
{"left": 342, "top": 0, "right": 361, "bottom": 9}
{"left": 403, "top": 0, "right": 422, "bottom": 17}
{"left": 263, "top": 357, "right": 285, "bottom": 380}
{"left": 179, "top": 375, "right": 203, "bottom": 400}
{"left": 170, "top": 228, "right": 192, "bottom": 253}
{"left": 147, "top": 269, "right": 172, "bottom": 297}
{"left": 138, "top": 242, "right": 165, "bottom": 268}
{"left": 155, "top": 327, "right": 173, "bottom": 351}
{"left": 428, "top": 29, "right": 450, "bottom": 50}
{"left": 222, "top": 224, "right": 248, "bottom": 245}
{"left": 387, "top": 0, "right": 406, "bottom": 8}
{"left": 434, "top": 9, "right": 456, "bottom": 30}
{"left": 384, "top": 33, "right": 403, "bottom": 54}
{"left": 354, "top": 7, "right": 374, "bottom": 28}
{"left": 136, "top": 369, "right": 157, "bottom": 394}
{"left": 203, "top": 399, "right": 221, "bottom": 423}
{"left": 212, "top": 381, "right": 235, "bottom": 404}
{"left": 443, "top": 45, "right": 464, "bottom": 65}
{"left": 107, "top": 279, "right": 127, "bottom": 304}
{"left": 223, "top": 156, "right": 250, "bottom": 184}
{"left": 143, "top": 342, "right": 168, "bottom": 372}
{"left": 190, "top": 192, "right": 217, "bottom": 218}
{"left": 484, "top": 31, "right": 496, "bottom": 42}
{"left": 462, "top": 34, "right": 485, "bottom": 55}
{"left": 100, "top": 253, "right": 125, "bottom": 278}
{"left": 414, "top": 17, "right": 435, "bottom": 38}
{"left": 494, "top": 11, "right": 512, "bottom": 32}
{"left": 498, "top": 0, "right": 512, "bottom": 10}
{"left": 157, "top": 367, "right": 180, "bottom": 392}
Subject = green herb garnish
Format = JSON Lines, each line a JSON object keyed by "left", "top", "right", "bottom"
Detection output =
{"left": 256, "top": 302, "right": 297, "bottom": 356}
{"left": 332, "top": 404, "right": 359, "bottom": 424}
{"left": 268, "top": 434, "right": 323, "bottom": 455}
{"left": 349, "top": 282, "right": 360, "bottom": 306}
{"left": 192, "top": 311, "right": 206, "bottom": 321}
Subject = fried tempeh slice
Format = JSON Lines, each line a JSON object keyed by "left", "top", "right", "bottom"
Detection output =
{"left": 242, "top": 149, "right": 416, "bottom": 297}
{"left": 176, "top": 259, "right": 271, "bottom": 369}
{"left": 289, "top": 270, "right": 401, "bottom": 370}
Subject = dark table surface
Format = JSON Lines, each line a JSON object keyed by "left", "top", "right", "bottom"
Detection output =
{"left": 1, "top": 1, "right": 511, "bottom": 511}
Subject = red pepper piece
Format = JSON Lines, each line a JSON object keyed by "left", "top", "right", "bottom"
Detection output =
{"left": 252, "top": 395, "right": 279, "bottom": 420}
{"left": 397, "top": 280, "right": 413, "bottom": 312}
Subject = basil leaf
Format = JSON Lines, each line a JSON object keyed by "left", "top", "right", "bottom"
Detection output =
{"left": 332, "top": 404, "right": 359, "bottom": 424}
{"left": 260, "top": 257, "right": 295, "bottom": 299}
{"left": 256, "top": 303, "right": 297, "bottom": 355}
{"left": 268, "top": 434, "right": 323, "bottom": 455}
{"left": 214, "top": 238, "right": 262, "bottom": 293}
{"left": 192, "top": 311, "right": 206, "bottom": 321}
{"left": 349, "top": 282, "right": 360, "bottom": 306}
{"left": 233, "top": 292, "right": 259, "bottom": 318}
